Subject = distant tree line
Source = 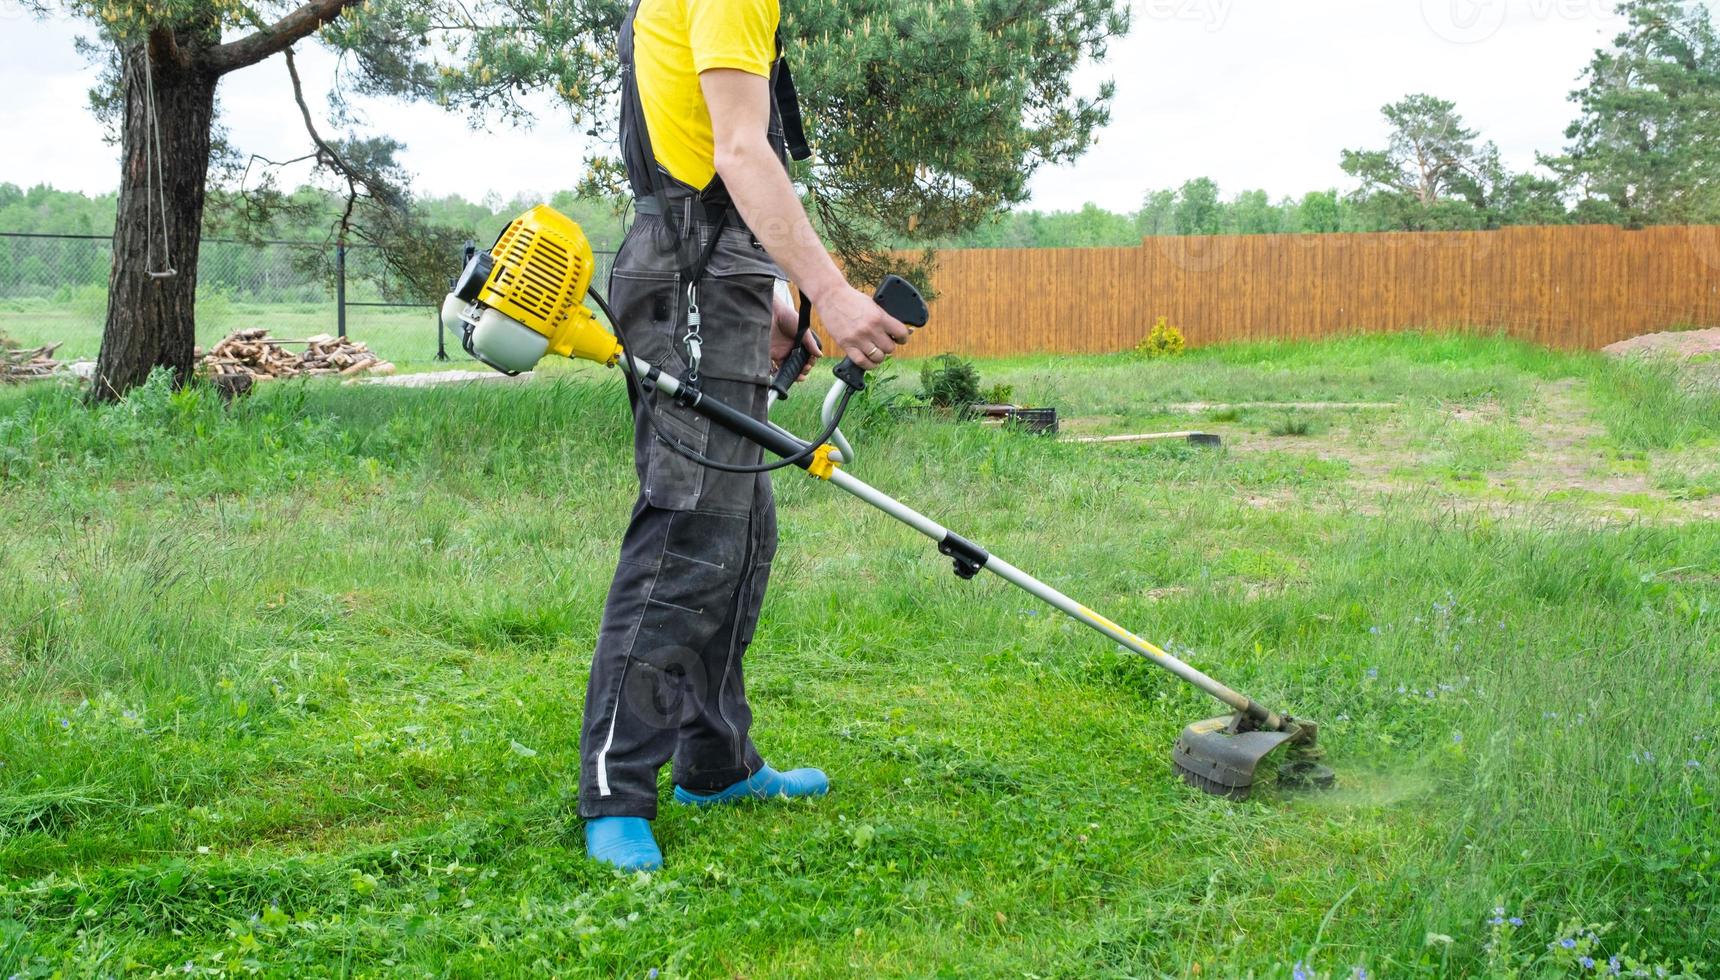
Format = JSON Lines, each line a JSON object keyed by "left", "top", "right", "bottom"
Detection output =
{"left": 929, "top": 0, "right": 1720, "bottom": 246}
{"left": 0, "top": 184, "right": 630, "bottom": 302}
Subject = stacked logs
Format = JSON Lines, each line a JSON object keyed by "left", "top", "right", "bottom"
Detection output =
{"left": 198, "top": 329, "right": 396, "bottom": 381}
{"left": 1, "top": 337, "right": 62, "bottom": 382}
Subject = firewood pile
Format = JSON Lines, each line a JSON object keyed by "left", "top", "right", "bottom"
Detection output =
{"left": 0, "top": 335, "right": 61, "bottom": 383}
{"left": 198, "top": 329, "right": 396, "bottom": 381}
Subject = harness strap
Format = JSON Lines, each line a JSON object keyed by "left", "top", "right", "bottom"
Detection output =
{"left": 774, "top": 54, "right": 811, "bottom": 162}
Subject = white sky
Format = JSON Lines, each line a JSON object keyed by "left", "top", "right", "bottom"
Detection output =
{"left": 0, "top": 0, "right": 1625, "bottom": 212}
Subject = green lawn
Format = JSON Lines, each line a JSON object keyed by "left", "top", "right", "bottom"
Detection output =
{"left": 1, "top": 334, "right": 1716, "bottom": 977}
{"left": 1, "top": 298, "right": 446, "bottom": 373}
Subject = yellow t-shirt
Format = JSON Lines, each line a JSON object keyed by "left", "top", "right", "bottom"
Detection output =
{"left": 632, "top": 0, "right": 780, "bottom": 191}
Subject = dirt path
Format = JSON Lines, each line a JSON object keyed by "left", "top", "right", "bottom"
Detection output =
{"left": 1199, "top": 378, "right": 1719, "bottom": 522}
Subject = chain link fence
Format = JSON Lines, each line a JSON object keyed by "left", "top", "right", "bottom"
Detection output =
{"left": 0, "top": 231, "right": 619, "bottom": 367}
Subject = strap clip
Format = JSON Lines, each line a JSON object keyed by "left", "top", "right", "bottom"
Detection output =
{"left": 681, "top": 281, "right": 703, "bottom": 384}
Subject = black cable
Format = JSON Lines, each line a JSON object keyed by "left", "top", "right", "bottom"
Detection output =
{"left": 588, "top": 288, "right": 855, "bottom": 474}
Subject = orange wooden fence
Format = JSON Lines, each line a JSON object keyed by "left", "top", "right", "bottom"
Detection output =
{"left": 897, "top": 225, "right": 1720, "bottom": 356}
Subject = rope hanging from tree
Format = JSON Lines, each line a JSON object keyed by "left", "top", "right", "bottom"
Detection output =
{"left": 139, "top": 45, "right": 178, "bottom": 280}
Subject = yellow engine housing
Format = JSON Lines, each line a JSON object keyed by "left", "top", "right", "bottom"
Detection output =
{"left": 476, "top": 205, "right": 622, "bottom": 366}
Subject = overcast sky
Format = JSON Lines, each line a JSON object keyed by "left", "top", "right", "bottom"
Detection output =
{"left": 0, "top": 0, "right": 1625, "bottom": 212}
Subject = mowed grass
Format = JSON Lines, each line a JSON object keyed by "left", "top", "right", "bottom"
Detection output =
{"left": 1, "top": 334, "right": 1717, "bottom": 977}
{"left": 0, "top": 298, "right": 446, "bottom": 372}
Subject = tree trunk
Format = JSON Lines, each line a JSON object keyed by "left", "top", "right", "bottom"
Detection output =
{"left": 91, "top": 34, "right": 218, "bottom": 402}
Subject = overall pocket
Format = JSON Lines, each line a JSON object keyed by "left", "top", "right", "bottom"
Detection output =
{"left": 694, "top": 228, "right": 782, "bottom": 385}
{"left": 609, "top": 253, "right": 709, "bottom": 510}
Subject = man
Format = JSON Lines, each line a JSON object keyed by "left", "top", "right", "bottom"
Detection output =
{"left": 578, "top": 0, "right": 912, "bottom": 871}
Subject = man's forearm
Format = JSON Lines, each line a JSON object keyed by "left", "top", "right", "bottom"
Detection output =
{"left": 714, "top": 139, "right": 847, "bottom": 304}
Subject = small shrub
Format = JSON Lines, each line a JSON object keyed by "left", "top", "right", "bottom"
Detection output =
{"left": 919, "top": 354, "right": 982, "bottom": 411}
{"left": 981, "top": 382, "right": 1016, "bottom": 406}
{"left": 1133, "top": 316, "right": 1186, "bottom": 359}
{"left": 846, "top": 368, "right": 925, "bottom": 430}
{"left": 1269, "top": 413, "right": 1314, "bottom": 437}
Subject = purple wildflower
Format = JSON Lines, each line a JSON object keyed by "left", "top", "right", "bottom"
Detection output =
{"left": 1609, "top": 956, "right": 1621, "bottom": 975}
{"left": 1366, "top": 667, "right": 1378, "bottom": 679}
{"left": 1561, "top": 938, "right": 1578, "bottom": 950}
{"left": 1509, "top": 917, "right": 1523, "bottom": 927}
{"left": 1293, "top": 962, "right": 1310, "bottom": 980}
{"left": 1581, "top": 957, "right": 1595, "bottom": 970}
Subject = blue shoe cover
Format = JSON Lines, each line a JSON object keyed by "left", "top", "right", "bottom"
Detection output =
{"left": 673, "top": 765, "right": 830, "bottom": 805}
{"left": 585, "top": 817, "right": 663, "bottom": 872}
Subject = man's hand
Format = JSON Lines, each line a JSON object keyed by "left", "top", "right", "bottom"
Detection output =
{"left": 816, "top": 285, "right": 909, "bottom": 371}
{"left": 769, "top": 288, "right": 821, "bottom": 380}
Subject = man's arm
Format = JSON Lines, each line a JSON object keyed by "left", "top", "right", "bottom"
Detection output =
{"left": 701, "top": 67, "right": 909, "bottom": 370}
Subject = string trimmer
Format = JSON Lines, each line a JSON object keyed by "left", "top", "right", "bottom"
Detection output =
{"left": 441, "top": 205, "right": 1332, "bottom": 800}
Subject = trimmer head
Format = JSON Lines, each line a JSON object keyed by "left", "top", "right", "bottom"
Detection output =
{"left": 1173, "top": 714, "right": 1333, "bottom": 800}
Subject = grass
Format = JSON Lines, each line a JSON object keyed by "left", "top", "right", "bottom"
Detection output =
{"left": 0, "top": 298, "right": 445, "bottom": 372}
{"left": 0, "top": 334, "right": 1717, "bottom": 977}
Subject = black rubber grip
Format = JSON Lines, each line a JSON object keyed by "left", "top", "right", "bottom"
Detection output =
{"left": 768, "top": 290, "right": 815, "bottom": 401}
{"left": 769, "top": 340, "right": 814, "bottom": 400}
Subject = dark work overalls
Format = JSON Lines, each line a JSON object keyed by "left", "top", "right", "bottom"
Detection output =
{"left": 577, "top": 0, "right": 811, "bottom": 820}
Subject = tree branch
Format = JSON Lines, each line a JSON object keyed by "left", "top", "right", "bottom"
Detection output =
{"left": 146, "top": 25, "right": 191, "bottom": 72}
{"left": 204, "top": 0, "right": 361, "bottom": 76}
{"left": 284, "top": 47, "right": 363, "bottom": 244}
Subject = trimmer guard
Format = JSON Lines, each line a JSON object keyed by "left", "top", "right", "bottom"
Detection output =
{"left": 1173, "top": 714, "right": 1324, "bottom": 800}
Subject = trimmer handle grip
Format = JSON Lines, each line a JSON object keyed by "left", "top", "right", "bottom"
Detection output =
{"left": 768, "top": 290, "right": 817, "bottom": 401}
{"left": 832, "top": 275, "right": 930, "bottom": 391}
{"left": 771, "top": 275, "right": 930, "bottom": 398}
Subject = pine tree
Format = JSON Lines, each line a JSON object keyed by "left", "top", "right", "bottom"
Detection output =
{"left": 1548, "top": 0, "right": 1720, "bottom": 226}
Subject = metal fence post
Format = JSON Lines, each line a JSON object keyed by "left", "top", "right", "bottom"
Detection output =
{"left": 336, "top": 244, "right": 347, "bottom": 339}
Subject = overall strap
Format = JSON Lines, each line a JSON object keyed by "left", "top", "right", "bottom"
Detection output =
{"left": 771, "top": 29, "right": 811, "bottom": 162}
{"left": 618, "top": 0, "right": 688, "bottom": 246}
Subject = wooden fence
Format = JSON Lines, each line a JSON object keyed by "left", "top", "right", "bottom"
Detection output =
{"left": 898, "top": 225, "right": 1720, "bottom": 356}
